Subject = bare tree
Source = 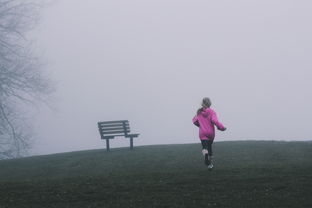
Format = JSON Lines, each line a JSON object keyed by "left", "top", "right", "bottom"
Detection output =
{"left": 0, "top": 0, "right": 51, "bottom": 158}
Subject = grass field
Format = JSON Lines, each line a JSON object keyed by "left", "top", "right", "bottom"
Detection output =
{"left": 0, "top": 141, "right": 311, "bottom": 208}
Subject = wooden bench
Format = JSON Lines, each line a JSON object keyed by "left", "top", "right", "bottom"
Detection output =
{"left": 97, "top": 120, "right": 139, "bottom": 151}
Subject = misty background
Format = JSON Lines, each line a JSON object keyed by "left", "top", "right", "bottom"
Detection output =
{"left": 29, "top": 0, "right": 311, "bottom": 155}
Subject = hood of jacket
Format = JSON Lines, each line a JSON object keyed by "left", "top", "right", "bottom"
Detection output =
{"left": 199, "top": 108, "right": 211, "bottom": 118}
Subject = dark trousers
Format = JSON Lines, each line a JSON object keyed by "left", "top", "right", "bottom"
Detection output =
{"left": 201, "top": 140, "right": 213, "bottom": 156}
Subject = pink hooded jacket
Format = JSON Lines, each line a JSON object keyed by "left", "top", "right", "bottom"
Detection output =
{"left": 192, "top": 108, "right": 226, "bottom": 141}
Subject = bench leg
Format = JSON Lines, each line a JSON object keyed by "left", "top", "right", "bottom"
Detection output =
{"left": 106, "top": 139, "right": 110, "bottom": 151}
{"left": 130, "top": 137, "right": 133, "bottom": 150}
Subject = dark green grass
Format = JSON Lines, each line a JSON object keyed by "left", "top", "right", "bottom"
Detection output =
{"left": 0, "top": 141, "right": 312, "bottom": 208}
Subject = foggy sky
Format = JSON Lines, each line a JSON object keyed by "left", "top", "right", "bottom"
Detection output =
{"left": 30, "top": 0, "right": 312, "bottom": 155}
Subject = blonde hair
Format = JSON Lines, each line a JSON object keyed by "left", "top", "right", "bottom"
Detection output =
{"left": 197, "top": 97, "right": 211, "bottom": 114}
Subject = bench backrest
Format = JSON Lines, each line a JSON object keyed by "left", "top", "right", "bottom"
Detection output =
{"left": 98, "top": 120, "right": 130, "bottom": 139}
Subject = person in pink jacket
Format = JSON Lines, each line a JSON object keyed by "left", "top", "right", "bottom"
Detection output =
{"left": 192, "top": 97, "right": 226, "bottom": 169}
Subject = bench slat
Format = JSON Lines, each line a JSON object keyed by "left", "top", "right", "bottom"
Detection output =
{"left": 101, "top": 130, "right": 130, "bottom": 135}
{"left": 98, "top": 120, "right": 128, "bottom": 124}
{"left": 125, "top": 134, "right": 140, "bottom": 138}
{"left": 103, "top": 135, "right": 125, "bottom": 139}
{"left": 100, "top": 127, "right": 130, "bottom": 132}
{"left": 98, "top": 123, "right": 129, "bottom": 128}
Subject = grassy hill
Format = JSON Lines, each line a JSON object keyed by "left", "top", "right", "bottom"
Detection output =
{"left": 0, "top": 141, "right": 311, "bottom": 208}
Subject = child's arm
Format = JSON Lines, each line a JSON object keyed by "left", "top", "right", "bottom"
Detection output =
{"left": 211, "top": 111, "right": 226, "bottom": 131}
{"left": 192, "top": 116, "right": 200, "bottom": 127}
